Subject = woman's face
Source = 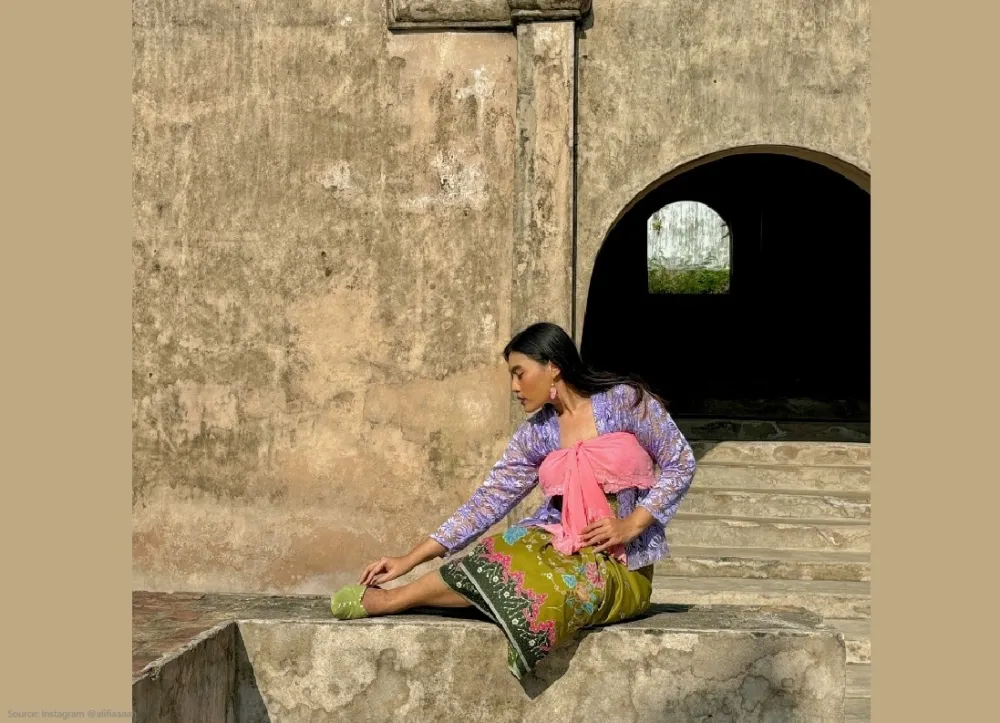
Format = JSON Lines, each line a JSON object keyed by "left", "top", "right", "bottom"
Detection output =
{"left": 507, "top": 351, "right": 554, "bottom": 414}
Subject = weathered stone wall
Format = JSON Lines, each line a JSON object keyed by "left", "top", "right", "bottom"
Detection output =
{"left": 132, "top": 0, "right": 518, "bottom": 593}
{"left": 132, "top": 0, "right": 869, "bottom": 594}
{"left": 574, "top": 0, "right": 870, "bottom": 338}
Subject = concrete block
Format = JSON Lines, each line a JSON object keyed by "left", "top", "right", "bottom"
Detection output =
{"left": 133, "top": 605, "right": 848, "bottom": 722}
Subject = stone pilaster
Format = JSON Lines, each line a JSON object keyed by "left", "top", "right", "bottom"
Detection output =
{"left": 509, "top": 21, "right": 576, "bottom": 347}
{"left": 505, "top": 15, "right": 581, "bottom": 525}
{"left": 384, "top": 0, "right": 589, "bottom": 527}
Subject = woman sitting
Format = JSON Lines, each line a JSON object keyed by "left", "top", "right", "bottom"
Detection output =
{"left": 331, "top": 322, "right": 696, "bottom": 679}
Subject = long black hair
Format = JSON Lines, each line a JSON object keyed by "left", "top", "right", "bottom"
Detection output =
{"left": 502, "top": 322, "right": 668, "bottom": 411}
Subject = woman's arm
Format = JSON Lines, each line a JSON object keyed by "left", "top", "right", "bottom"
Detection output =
{"left": 427, "top": 419, "right": 543, "bottom": 559}
{"left": 621, "top": 385, "right": 697, "bottom": 528}
{"left": 360, "top": 536, "right": 449, "bottom": 586}
{"left": 402, "top": 536, "right": 448, "bottom": 568}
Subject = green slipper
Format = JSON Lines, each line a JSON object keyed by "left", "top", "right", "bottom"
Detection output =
{"left": 330, "top": 584, "right": 371, "bottom": 620}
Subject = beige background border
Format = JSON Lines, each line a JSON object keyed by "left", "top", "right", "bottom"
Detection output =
{"left": 1, "top": 0, "right": 998, "bottom": 718}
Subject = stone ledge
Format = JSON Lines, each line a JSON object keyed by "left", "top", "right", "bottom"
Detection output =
{"left": 133, "top": 593, "right": 847, "bottom": 722}
{"left": 508, "top": 1, "right": 594, "bottom": 22}
{"left": 387, "top": 0, "right": 592, "bottom": 30}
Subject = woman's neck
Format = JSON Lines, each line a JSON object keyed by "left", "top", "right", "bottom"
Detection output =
{"left": 551, "top": 386, "right": 591, "bottom": 417}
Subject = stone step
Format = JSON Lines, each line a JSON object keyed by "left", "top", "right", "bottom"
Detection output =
{"left": 670, "top": 514, "right": 871, "bottom": 553}
{"left": 677, "top": 417, "right": 870, "bottom": 443}
{"left": 846, "top": 695, "right": 871, "bottom": 723}
{"left": 692, "top": 463, "right": 870, "bottom": 493}
{"left": 651, "top": 576, "right": 871, "bottom": 620}
{"left": 847, "top": 663, "right": 871, "bottom": 698}
{"left": 691, "top": 440, "right": 870, "bottom": 467}
{"left": 828, "top": 618, "right": 871, "bottom": 665}
{"left": 682, "top": 488, "right": 870, "bottom": 520}
{"left": 655, "top": 546, "right": 870, "bottom": 582}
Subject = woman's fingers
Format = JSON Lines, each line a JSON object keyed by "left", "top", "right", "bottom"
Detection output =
{"left": 360, "top": 558, "right": 388, "bottom": 585}
{"left": 583, "top": 521, "right": 611, "bottom": 547}
{"left": 589, "top": 526, "right": 623, "bottom": 551}
{"left": 593, "top": 537, "right": 616, "bottom": 554}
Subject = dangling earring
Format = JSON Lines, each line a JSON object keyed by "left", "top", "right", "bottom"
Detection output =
{"left": 549, "top": 385, "right": 557, "bottom": 400}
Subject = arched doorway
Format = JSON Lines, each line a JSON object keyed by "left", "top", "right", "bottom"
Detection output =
{"left": 580, "top": 148, "right": 870, "bottom": 436}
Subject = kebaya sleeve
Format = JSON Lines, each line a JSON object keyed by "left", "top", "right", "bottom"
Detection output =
{"left": 429, "top": 418, "right": 543, "bottom": 558}
{"left": 620, "top": 385, "right": 696, "bottom": 527}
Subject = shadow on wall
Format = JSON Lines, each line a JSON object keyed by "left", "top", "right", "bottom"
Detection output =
{"left": 581, "top": 147, "right": 871, "bottom": 433}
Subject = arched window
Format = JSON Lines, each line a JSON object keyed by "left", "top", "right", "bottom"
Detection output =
{"left": 647, "top": 201, "right": 731, "bottom": 294}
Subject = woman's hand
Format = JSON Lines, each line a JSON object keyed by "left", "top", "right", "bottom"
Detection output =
{"left": 581, "top": 517, "right": 641, "bottom": 554}
{"left": 359, "top": 555, "right": 416, "bottom": 586}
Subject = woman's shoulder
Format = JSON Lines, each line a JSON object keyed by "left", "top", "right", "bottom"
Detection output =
{"left": 604, "top": 383, "right": 672, "bottom": 423}
{"left": 605, "top": 382, "right": 640, "bottom": 406}
{"left": 595, "top": 384, "right": 639, "bottom": 429}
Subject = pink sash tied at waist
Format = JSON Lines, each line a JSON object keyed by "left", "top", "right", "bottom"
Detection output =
{"left": 536, "top": 431, "right": 657, "bottom": 565}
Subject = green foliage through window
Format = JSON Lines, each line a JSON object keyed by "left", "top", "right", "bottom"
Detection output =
{"left": 647, "top": 201, "right": 731, "bottom": 294}
{"left": 648, "top": 263, "right": 731, "bottom": 295}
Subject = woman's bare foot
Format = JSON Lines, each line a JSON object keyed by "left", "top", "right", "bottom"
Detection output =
{"left": 356, "top": 571, "right": 472, "bottom": 617}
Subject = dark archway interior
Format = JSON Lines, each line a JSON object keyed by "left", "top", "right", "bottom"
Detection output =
{"left": 581, "top": 152, "right": 870, "bottom": 424}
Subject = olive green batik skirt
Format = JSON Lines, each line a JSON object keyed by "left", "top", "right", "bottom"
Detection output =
{"left": 437, "top": 498, "right": 654, "bottom": 679}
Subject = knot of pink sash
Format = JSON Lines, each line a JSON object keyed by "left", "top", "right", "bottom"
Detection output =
{"left": 536, "top": 431, "right": 656, "bottom": 564}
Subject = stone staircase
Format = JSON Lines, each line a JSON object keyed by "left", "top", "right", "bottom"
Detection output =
{"left": 655, "top": 434, "right": 872, "bottom": 722}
